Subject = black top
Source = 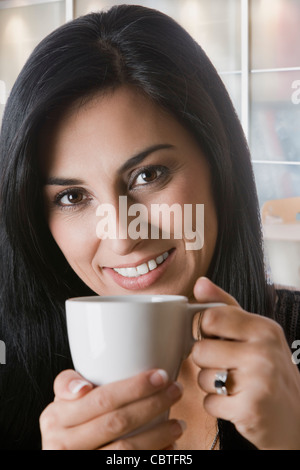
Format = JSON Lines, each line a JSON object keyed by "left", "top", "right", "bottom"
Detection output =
{"left": 0, "top": 289, "right": 300, "bottom": 450}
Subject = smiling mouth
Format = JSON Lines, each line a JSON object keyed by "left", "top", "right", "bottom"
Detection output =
{"left": 112, "top": 250, "right": 171, "bottom": 278}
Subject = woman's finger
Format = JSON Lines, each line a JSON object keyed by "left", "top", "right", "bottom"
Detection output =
{"left": 199, "top": 305, "right": 265, "bottom": 342}
{"left": 193, "top": 277, "right": 240, "bottom": 307}
{"left": 194, "top": 278, "right": 279, "bottom": 343}
{"left": 54, "top": 369, "right": 94, "bottom": 401}
{"left": 43, "top": 380, "right": 183, "bottom": 449}
{"left": 192, "top": 338, "right": 247, "bottom": 370}
{"left": 198, "top": 368, "right": 242, "bottom": 396}
{"left": 202, "top": 393, "right": 239, "bottom": 422}
{"left": 101, "top": 419, "right": 186, "bottom": 451}
{"left": 52, "top": 368, "right": 171, "bottom": 427}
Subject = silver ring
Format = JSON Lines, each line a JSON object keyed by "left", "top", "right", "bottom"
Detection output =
{"left": 214, "top": 370, "right": 228, "bottom": 395}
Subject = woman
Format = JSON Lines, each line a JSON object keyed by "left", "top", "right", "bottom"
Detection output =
{"left": 0, "top": 5, "right": 299, "bottom": 450}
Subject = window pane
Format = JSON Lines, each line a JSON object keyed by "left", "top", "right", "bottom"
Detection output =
{"left": 251, "top": 0, "right": 300, "bottom": 69}
{"left": 177, "top": 0, "right": 241, "bottom": 72}
{"left": 0, "top": 1, "right": 65, "bottom": 122}
{"left": 250, "top": 71, "right": 300, "bottom": 162}
{"left": 253, "top": 162, "right": 300, "bottom": 209}
{"left": 74, "top": 0, "right": 241, "bottom": 72}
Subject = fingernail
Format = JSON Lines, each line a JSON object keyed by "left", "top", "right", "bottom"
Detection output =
{"left": 69, "top": 379, "right": 91, "bottom": 394}
{"left": 167, "top": 381, "right": 183, "bottom": 399}
{"left": 172, "top": 419, "right": 187, "bottom": 437}
{"left": 149, "top": 369, "right": 169, "bottom": 387}
{"left": 197, "top": 276, "right": 209, "bottom": 286}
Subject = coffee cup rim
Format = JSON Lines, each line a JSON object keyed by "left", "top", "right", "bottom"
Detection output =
{"left": 66, "top": 294, "right": 189, "bottom": 303}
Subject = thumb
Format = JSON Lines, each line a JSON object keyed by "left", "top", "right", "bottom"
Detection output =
{"left": 54, "top": 369, "right": 93, "bottom": 401}
{"left": 193, "top": 277, "right": 240, "bottom": 308}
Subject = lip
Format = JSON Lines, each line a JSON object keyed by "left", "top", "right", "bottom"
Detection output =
{"left": 102, "top": 248, "right": 176, "bottom": 290}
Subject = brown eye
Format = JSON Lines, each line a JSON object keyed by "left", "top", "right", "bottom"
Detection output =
{"left": 57, "top": 189, "right": 87, "bottom": 206}
{"left": 132, "top": 167, "right": 163, "bottom": 187}
{"left": 65, "top": 191, "right": 83, "bottom": 204}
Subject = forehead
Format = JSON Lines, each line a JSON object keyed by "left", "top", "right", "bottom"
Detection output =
{"left": 39, "top": 86, "right": 204, "bottom": 178}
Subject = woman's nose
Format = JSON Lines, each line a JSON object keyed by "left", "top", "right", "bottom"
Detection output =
{"left": 108, "top": 235, "right": 142, "bottom": 256}
{"left": 95, "top": 196, "right": 149, "bottom": 256}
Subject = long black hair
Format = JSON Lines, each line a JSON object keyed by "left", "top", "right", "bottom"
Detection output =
{"left": 0, "top": 5, "right": 272, "bottom": 449}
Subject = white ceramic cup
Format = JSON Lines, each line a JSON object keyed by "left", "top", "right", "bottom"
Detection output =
{"left": 66, "top": 295, "right": 224, "bottom": 386}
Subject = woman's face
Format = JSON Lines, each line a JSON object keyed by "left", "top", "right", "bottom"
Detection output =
{"left": 42, "top": 86, "right": 218, "bottom": 300}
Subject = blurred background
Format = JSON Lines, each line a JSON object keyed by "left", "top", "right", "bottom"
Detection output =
{"left": 0, "top": 0, "right": 299, "bottom": 288}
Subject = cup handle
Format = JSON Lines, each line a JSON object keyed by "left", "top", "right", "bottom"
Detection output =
{"left": 183, "top": 302, "right": 226, "bottom": 358}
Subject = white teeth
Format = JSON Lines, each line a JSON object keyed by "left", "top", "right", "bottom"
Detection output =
{"left": 113, "top": 251, "right": 170, "bottom": 278}
{"left": 156, "top": 255, "right": 164, "bottom": 264}
{"left": 126, "top": 267, "right": 138, "bottom": 278}
{"left": 114, "top": 267, "right": 127, "bottom": 276}
{"left": 137, "top": 263, "right": 149, "bottom": 275}
{"left": 148, "top": 259, "right": 157, "bottom": 271}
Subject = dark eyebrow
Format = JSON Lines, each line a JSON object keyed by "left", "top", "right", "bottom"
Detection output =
{"left": 45, "top": 177, "right": 85, "bottom": 186}
{"left": 117, "top": 144, "right": 175, "bottom": 174}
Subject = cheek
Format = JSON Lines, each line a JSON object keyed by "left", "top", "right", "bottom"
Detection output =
{"left": 48, "top": 215, "right": 99, "bottom": 265}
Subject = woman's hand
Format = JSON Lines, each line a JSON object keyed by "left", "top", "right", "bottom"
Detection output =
{"left": 40, "top": 369, "right": 185, "bottom": 450}
{"left": 192, "top": 277, "right": 300, "bottom": 450}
